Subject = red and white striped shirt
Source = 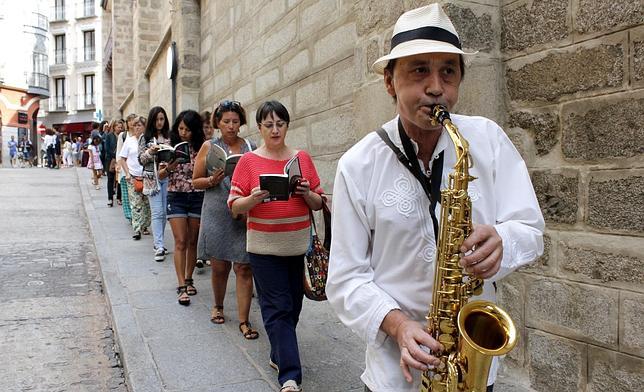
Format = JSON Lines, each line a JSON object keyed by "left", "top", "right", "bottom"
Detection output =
{"left": 228, "top": 150, "right": 323, "bottom": 256}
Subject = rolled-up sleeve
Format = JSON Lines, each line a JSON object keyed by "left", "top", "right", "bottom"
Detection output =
{"left": 327, "top": 159, "right": 400, "bottom": 347}
{"left": 490, "top": 130, "right": 545, "bottom": 281}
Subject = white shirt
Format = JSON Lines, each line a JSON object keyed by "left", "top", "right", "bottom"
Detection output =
{"left": 116, "top": 131, "right": 128, "bottom": 179}
{"left": 326, "top": 115, "right": 544, "bottom": 392}
{"left": 43, "top": 134, "right": 56, "bottom": 148}
{"left": 119, "top": 135, "right": 143, "bottom": 177}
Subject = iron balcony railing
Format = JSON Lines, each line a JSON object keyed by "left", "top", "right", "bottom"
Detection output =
{"left": 54, "top": 49, "right": 66, "bottom": 64}
{"left": 77, "top": 94, "right": 96, "bottom": 110}
{"left": 49, "top": 96, "right": 68, "bottom": 111}
{"left": 28, "top": 72, "right": 49, "bottom": 90}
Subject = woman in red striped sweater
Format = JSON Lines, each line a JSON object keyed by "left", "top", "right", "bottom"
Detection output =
{"left": 228, "top": 101, "right": 323, "bottom": 392}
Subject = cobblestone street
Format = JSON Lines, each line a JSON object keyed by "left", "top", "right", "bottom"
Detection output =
{"left": 0, "top": 168, "right": 127, "bottom": 391}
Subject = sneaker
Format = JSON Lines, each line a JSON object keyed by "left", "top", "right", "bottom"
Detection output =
{"left": 205, "top": 259, "right": 211, "bottom": 266}
{"left": 280, "top": 380, "right": 302, "bottom": 392}
{"left": 196, "top": 259, "right": 204, "bottom": 269}
{"left": 154, "top": 248, "right": 165, "bottom": 262}
{"left": 163, "top": 247, "right": 170, "bottom": 255}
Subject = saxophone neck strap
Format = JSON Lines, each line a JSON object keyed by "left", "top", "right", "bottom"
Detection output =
{"left": 375, "top": 124, "right": 444, "bottom": 241}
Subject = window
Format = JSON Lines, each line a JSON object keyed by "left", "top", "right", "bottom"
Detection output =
{"left": 31, "top": 52, "right": 48, "bottom": 88}
{"left": 54, "top": 34, "right": 65, "bottom": 64}
{"left": 54, "top": 0, "right": 64, "bottom": 20}
{"left": 84, "top": 74, "right": 95, "bottom": 107}
{"left": 83, "top": 30, "right": 95, "bottom": 61}
{"left": 83, "top": 0, "right": 94, "bottom": 17}
{"left": 55, "top": 77, "right": 65, "bottom": 110}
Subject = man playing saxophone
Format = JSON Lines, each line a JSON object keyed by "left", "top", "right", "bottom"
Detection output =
{"left": 326, "top": 4, "right": 545, "bottom": 392}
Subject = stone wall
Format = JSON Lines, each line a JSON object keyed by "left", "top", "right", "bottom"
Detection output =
{"left": 102, "top": 1, "right": 644, "bottom": 390}
{"left": 499, "top": 0, "right": 644, "bottom": 390}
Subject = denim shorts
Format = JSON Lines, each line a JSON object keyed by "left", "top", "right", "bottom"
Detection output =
{"left": 167, "top": 191, "right": 204, "bottom": 219}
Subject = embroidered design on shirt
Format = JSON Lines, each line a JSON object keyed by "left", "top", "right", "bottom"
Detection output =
{"left": 381, "top": 174, "right": 419, "bottom": 217}
{"left": 468, "top": 183, "right": 481, "bottom": 202}
{"left": 380, "top": 173, "right": 436, "bottom": 263}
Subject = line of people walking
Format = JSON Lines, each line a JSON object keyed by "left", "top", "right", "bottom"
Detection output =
{"left": 101, "top": 100, "right": 322, "bottom": 392}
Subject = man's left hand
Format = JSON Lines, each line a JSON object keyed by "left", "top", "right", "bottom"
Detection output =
{"left": 459, "top": 224, "right": 503, "bottom": 279}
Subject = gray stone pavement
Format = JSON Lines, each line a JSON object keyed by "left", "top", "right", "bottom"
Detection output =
{"left": 0, "top": 168, "right": 126, "bottom": 391}
{"left": 76, "top": 168, "right": 366, "bottom": 392}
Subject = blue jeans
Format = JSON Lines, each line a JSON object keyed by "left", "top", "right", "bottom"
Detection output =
{"left": 248, "top": 252, "right": 304, "bottom": 385}
{"left": 148, "top": 178, "right": 168, "bottom": 250}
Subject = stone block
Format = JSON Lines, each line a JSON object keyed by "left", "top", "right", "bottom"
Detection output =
{"left": 263, "top": 18, "right": 297, "bottom": 62}
{"left": 527, "top": 329, "right": 586, "bottom": 392}
{"left": 300, "top": 0, "right": 335, "bottom": 34}
{"left": 214, "top": 36, "right": 232, "bottom": 66}
{"left": 309, "top": 104, "right": 356, "bottom": 156}
{"left": 574, "top": 0, "right": 643, "bottom": 36}
{"left": 587, "top": 172, "right": 644, "bottom": 233}
{"left": 502, "top": 0, "right": 569, "bottom": 53}
{"left": 365, "top": 38, "right": 380, "bottom": 75}
{"left": 234, "top": 82, "right": 253, "bottom": 107}
{"left": 283, "top": 49, "right": 310, "bottom": 85}
{"left": 526, "top": 278, "right": 619, "bottom": 347}
{"left": 508, "top": 110, "right": 559, "bottom": 157}
{"left": 561, "top": 93, "right": 644, "bottom": 160}
{"left": 531, "top": 170, "right": 579, "bottom": 225}
{"left": 312, "top": 154, "right": 342, "bottom": 194}
{"left": 313, "top": 23, "right": 357, "bottom": 68}
{"left": 230, "top": 60, "right": 241, "bottom": 83}
{"left": 519, "top": 232, "right": 551, "bottom": 274}
{"left": 258, "top": 0, "right": 286, "bottom": 35}
{"left": 443, "top": 2, "right": 495, "bottom": 53}
{"left": 352, "top": 80, "right": 396, "bottom": 140}
{"left": 255, "top": 67, "right": 280, "bottom": 98}
{"left": 588, "top": 346, "right": 644, "bottom": 392}
{"left": 496, "top": 273, "right": 526, "bottom": 366}
{"left": 330, "top": 57, "right": 356, "bottom": 105}
{"left": 214, "top": 69, "right": 230, "bottom": 95}
{"left": 620, "top": 292, "right": 644, "bottom": 357}
{"left": 295, "top": 76, "right": 329, "bottom": 116}
{"left": 634, "top": 37, "right": 644, "bottom": 85}
{"left": 559, "top": 237, "right": 644, "bottom": 289}
{"left": 285, "top": 122, "right": 308, "bottom": 152}
{"left": 456, "top": 61, "right": 503, "bottom": 124}
{"left": 506, "top": 33, "right": 626, "bottom": 103}
{"left": 354, "top": 0, "right": 404, "bottom": 36}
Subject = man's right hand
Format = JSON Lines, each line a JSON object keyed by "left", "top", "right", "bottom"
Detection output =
{"left": 382, "top": 310, "right": 444, "bottom": 383}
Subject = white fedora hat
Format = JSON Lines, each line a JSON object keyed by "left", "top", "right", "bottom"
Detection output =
{"left": 372, "top": 3, "right": 477, "bottom": 75}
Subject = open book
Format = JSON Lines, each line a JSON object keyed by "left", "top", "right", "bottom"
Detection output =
{"left": 157, "top": 141, "right": 190, "bottom": 164}
{"left": 205, "top": 143, "right": 242, "bottom": 177}
{"left": 259, "top": 154, "right": 302, "bottom": 202}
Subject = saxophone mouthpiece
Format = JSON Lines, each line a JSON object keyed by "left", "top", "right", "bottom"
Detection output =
{"left": 431, "top": 105, "right": 451, "bottom": 125}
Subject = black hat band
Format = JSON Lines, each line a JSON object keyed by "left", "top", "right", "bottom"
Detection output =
{"left": 390, "top": 26, "right": 462, "bottom": 51}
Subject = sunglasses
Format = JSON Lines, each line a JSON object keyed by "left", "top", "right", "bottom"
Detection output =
{"left": 217, "top": 100, "right": 241, "bottom": 112}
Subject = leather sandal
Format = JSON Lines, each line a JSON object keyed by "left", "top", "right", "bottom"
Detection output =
{"left": 177, "top": 286, "right": 190, "bottom": 306}
{"left": 210, "top": 305, "right": 225, "bottom": 324}
{"left": 185, "top": 278, "right": 197, "bottom": 296}
{"left": 239, "top": 321, "right": 259, "bottom": 340}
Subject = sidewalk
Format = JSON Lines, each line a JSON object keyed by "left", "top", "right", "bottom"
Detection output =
{"left": 77, "top": 168, "right": 365, "bottom": 392}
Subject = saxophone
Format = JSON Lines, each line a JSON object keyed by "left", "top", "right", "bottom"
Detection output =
{"left": 419, "top": 105, "right": 517, "bottom": 392}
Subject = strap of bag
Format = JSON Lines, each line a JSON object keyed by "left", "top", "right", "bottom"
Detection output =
{"left": 375, "top": 125, "right": 444, "bottom": 241}
{"left": 309, "top": 194, "right": 332, "bottom": 250}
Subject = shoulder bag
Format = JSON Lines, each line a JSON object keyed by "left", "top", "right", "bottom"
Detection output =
{"left": 303, "top": 195, "right": 331, "bottom": 301}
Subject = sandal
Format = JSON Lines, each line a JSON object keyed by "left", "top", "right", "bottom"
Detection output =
{"left": 185, "top": 278, "right": 197, "bottom": 296}
{"left": 239, "top": 321, "right": 259, "bottom": 340}
{"left": 177, "top": 286, "right": 190, "bottom": 306}
{"left": 210, "top": 305, "right": 225, "bottom": 324}
{"left": 107, "top": 200, "right": 113, "bottom": 207}
{"left": 142, "top": 228, "right": 151, "bottom": 235}
{"left": 117, "top": 199, "right": 122, "bottom": 205}
{"left": 280, "top": 380, "right": 302, "bottom": 392}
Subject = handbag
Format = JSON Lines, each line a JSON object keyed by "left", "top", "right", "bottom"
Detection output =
{"left": 133, "top": 176, "right": 144, "bottom": 193}
{"left": 303, "top": 195, "right": 331, "bottom": 301}
{"left": 108, "top": 158, "right": 116, "bottom": 173}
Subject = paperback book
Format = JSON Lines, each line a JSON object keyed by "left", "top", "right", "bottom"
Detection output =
{"left": 205, "top": 143, "right": 242, "bottom": 177}
{"left": 259, "top": 154, "right": 302, "bottom": 202}
{"left": 157, "top": 141, "right": 190, "bottom": 164}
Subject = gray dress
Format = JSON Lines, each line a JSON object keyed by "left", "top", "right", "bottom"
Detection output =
{"left": 197, "top": 137, "right": 256, "bottom": 263}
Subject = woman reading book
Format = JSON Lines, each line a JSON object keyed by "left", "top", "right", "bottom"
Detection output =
{"left": 138, "top": 106, "right": 171, "bottom": 262}
{"left": 159, "top": 110, "right": 205, "bottom": 306}
{"left": 193, "top": 100, "right": 258, "bottom": 339}
{"left": 228, "top": 100, "right": 324, "bottom": 392}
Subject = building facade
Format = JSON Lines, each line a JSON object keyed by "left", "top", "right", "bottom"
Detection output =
{"left": 102, "top": 1, "right": 644, "bottom": 391}
{"left": 42, "top": 0, "right": 103, "bottom": 142}
{"left": 0, "top": 0, "right": 50, "bottom": 167}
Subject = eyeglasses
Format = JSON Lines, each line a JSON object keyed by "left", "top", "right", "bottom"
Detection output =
{"left": 260, "top": 121, "right": 287, "bottom": 130}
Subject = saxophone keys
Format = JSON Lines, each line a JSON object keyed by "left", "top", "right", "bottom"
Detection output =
{"left": 438, "top": 333, "right": 455, "bottom": 351}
